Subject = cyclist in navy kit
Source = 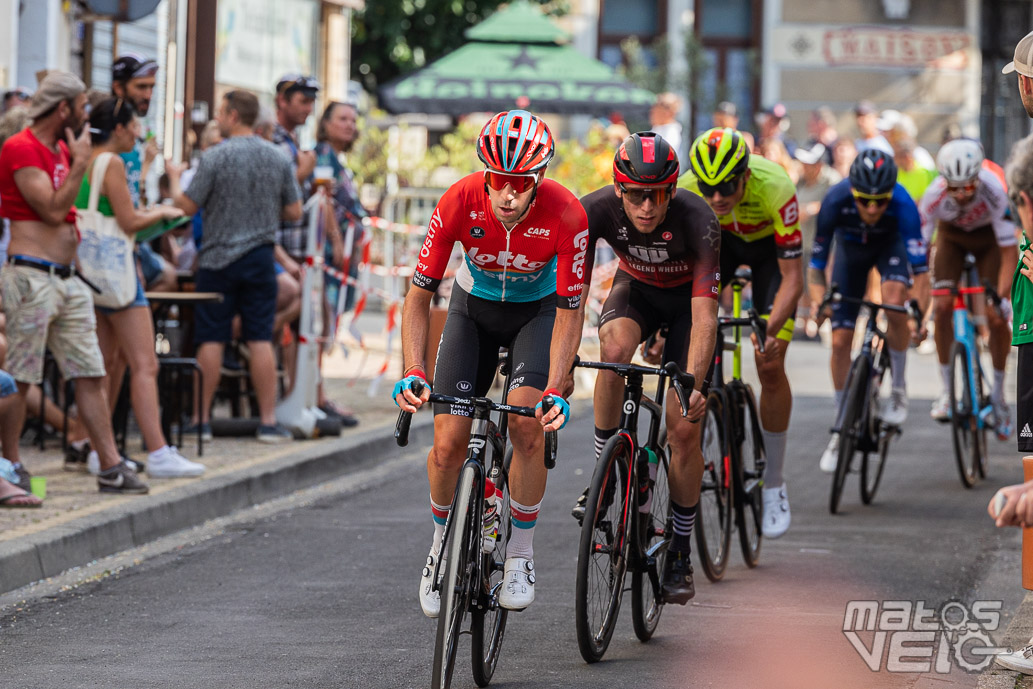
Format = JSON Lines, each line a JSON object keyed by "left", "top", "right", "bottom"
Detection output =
{"left": 577, "top": 132, "right": 720, "bottom": 604}
{"left": 809, "top": 150, "right": 930, "bottom": 471}
{"left": 393, "top": 110, "right": 587, "bottom": 618}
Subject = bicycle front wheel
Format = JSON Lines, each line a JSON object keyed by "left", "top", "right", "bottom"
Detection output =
{"left": 471, "top": 447, "right": 511, "bottom": 687}
{"left": 832, "top": 357, "right": 868, "bottom": 514}
{"left": 432, "top": 465, "right": 479, "bottom": 689}
{"left": 694, "top": 393, "right": 732, "bottom": 582}
{"left": 733, "top": 384, "right": 764, "bottom": 566}
{"left": 575, "top": 434, "right": 633, "bottom": 663}
{"left": 950, "top": 342, "right": 978, "bottom": 488}
{"left": 860, "top": 368, "right": 889, "bottom": 505}
{"left": 631, "top": 435, "right": 671, "bottom": 642}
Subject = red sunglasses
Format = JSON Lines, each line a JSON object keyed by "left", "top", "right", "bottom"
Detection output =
{"left": 484, "top": 169, "right": 539, "bottom": 193}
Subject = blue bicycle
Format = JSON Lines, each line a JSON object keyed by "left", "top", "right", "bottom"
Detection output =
{"left": 947, "top": 253, "right": 999, "bottom": 488}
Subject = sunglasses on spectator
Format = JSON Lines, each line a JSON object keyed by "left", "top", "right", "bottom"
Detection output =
{"left": 484, "top": 169, "right": 539, "bottom": 193}
{"left": 5, "top": 89, "right": 30, "bottom": 100}
{"left": 947, "top": 182, "right": 977, "bottom": 196}
{"left": 698, "top": 175, "right": 742, "bottom": 198}
{"left": 618, "top": 183, "right": 674, "bottom": 206}
{"left": 851, "top": 189, "right": 892, "bottom": 208}
{"left": 276, "top": 74, "right": 320, "bottom": 95}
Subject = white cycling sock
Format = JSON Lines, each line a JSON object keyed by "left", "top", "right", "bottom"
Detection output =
{"left": 430, "top": 496, "right": 450, "bottom": 554}
{"left": 889, "top": 348, "right": 907, "bottom": 391}
{"left": 508, "top": 497, "right": 542, "bottom": 560}
{"left": 834, "top": 388, "right": 844, "bottom": 412}
{"left": 940, "top": 363, "right": 952, "bottom": 394}
{"left": 761, "top": 428, "right": 787, "bottom": 487}
{"left": 993, "top": 368, "right": 1006, "bottom": 405}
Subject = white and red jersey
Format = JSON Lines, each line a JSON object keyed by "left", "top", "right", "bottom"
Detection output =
{"left": 413, "top": 172, "right": 588, "bottom": 309}
{"left": 919, "top": 168, "right": 1016, "bottom": 247}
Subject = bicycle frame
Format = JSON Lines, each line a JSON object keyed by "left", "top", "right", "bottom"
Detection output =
{"left": 953, "top": 281, "right": 993, "bottom": 431}
{"left": 832, "top": 308, "right": 890, "bottom": 435}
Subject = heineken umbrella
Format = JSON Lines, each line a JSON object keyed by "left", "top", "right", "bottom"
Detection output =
{"left": 379, "top": 3, "right": 655, "bottom": 118}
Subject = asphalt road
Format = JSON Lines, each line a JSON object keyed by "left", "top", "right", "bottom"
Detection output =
{"left": 0, "top": 346, "right": 1027, "bottom": 689}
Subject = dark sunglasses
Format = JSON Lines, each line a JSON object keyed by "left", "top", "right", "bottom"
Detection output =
{"left": 484, "top": 169, "right": 539, "bottom": 193}
{"left": 851, "top": 189, "right": 892, "bottom": 209}
{"left": 947, "top": 182, "right": 977, "bottom": 196}
{"left": 618, "top": 183, "right": 674, "bottom": 206}
{"left": 697, "top": 175, "right": 741, "bottom": 198}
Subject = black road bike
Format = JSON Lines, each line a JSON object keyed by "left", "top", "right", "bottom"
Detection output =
{"left": 395, "top": 355, "right": 558, "bottom": 689}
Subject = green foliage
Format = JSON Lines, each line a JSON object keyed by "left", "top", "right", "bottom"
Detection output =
{"left": 351, "top": 0, "right": 568, "bottom": 93}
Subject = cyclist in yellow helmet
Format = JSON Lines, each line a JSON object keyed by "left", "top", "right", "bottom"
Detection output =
{"left": 680, "top": 127, "right": 804, "bottom": 539}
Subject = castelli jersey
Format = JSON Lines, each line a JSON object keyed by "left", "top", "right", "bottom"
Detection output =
{"left": 679, "top": 154, "right": 803, "bottom": 260}
{"left": 413, "top": 172, "right": 588, "bottom": 309}
{"left": 918, "top": 168, "right": 1017, "bottom": 247}
{"left": 580, "top": 186, "right": 721, "bottom": 297}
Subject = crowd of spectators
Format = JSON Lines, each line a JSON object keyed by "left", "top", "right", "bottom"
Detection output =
{"left": 0, "top": 56, "right": 368, "bottom": 507}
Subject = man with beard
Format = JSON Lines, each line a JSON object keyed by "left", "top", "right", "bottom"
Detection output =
{"left": 0, "top": 71, "right": 148, "bottom": 494}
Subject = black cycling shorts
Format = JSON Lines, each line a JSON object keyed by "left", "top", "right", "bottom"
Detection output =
{"left": 1018, "top": 343, "right": 1033, "bottom": 453}
{"left": 432, "top": 284, "right": 555, "bottom": 417}
{"left": 829, "top": 233, "right": 911, "bottom": 330}
{"left": 599, "top": 269, "right": 695, "bottom": 368}
{"left": 720, "top": 234, "right": 781, "bottom": 316}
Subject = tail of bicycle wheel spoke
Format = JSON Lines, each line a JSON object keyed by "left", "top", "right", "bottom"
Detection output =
{"left": 734, "top": 385, "right": 764, "bottom": 567}
{"left": 632, "top": 435, "right": 672, "bottom": 641}
{"left": 575, "top": 435, "right": 633, "bottom": 663}
{"left": 432, "top": 467, "right": 479, "bottom": 689}
{"left": 694, "top": 394, "right": 732, "bottom": 582}
{"left": 831, "top": 357, "right": 868, "bottom": 514}
{"left": 949, "top": 342, "right": 979, "bottom": 488}
{"left": 471, "top": 449, "right": 511, "bottom": 687}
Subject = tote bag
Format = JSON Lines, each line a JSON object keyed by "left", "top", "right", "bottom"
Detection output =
{"left": 76, "top": 152, "right": 137, "bottom": 309}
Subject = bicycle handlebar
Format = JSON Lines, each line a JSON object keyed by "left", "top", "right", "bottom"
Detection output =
{"left": 393, "top": 380, "right": 560, "bottom": 469}
{"left": 717, "top": 308, "right": 768, "bottom": 353}
{"left": 576, "top": 359, "right": 696, "bottom": 419}
{"left": 820, "top": 284, "right": 922, "bottom": 322}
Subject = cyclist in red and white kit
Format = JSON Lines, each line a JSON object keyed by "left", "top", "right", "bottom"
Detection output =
{"left": 919, "top": 138, "right": 1019, "bottom": 438}
{"left": 577, "top": 132, "right": 720, "bottom": 604}
{"left": 394, "top": 110, "right": 587, "bottom": 617}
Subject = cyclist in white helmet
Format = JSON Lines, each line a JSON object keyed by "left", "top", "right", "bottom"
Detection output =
{"left": 919, "top": 138, "right": 1018, "bottom": 439}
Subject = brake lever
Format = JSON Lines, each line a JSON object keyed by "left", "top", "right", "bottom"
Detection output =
{"left": 663, "top": 362, "right": 698, "bottom": 422}
{"left": 393, "top": 379, "right": 425, "bottom": 447}
{"left": 540, "top": 396, "right": 558, "bottom": 469}
{"left": 748, "top": 308, "right": 767, "bottom": 354}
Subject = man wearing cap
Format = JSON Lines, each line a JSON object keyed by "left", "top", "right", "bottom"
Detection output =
{"left": 755, "top": 103, "right": 796, "bottom": 157}
{"left": 712, "top": 101, "right": 739, "bottom": 130}
{"left": 854, "top": 100, "right": 893, "bottom": 155}
{"left": 273, "top": 75, "right": 319, "bottom": 265}
{"left": 111, "top": 54, "right": 159, "bottom": 208}
{"left": 0, "top": 71, "right": 148, "bottom": 495}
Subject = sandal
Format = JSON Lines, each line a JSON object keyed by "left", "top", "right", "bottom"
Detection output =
{"left": 0, "top": 478, "right": 42, "bottom": 508}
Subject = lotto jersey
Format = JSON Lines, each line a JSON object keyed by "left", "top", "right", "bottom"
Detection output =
{"left": 413, "top": 172, "right": 588, "bottom": 308}
{"left": 811, "top": 179, "right": 928, "bottom": 274}
{"left": 918, "top": 168, "right": 1016, "bottom": 247}
{"left": 580, "top": 186, "right": 721, "bottom": 297}
{"left": 679, "top": 154, "right": 803, "bottom": 260}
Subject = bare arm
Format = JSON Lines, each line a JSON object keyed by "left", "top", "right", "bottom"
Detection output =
{"left": 544, "top": 306, "right": 584, "bottom": 394}
{"left": 999, "top": 244, "right": 1019, "bottom": 300}
{"left": 103, "top": 155, "right": 182, "bottom": 234}
{"left": 688, "top": 297, "right": 718, "bottom": 391}
{"left": 165, "top": 162, "right": 199, "bottom": 216}
{"left": 767, "top": 256, "right": 804, "bottom": 340}
{"left": 282, "top": 199, "right": 303, "bottom": 223}
{"left": 12, "top": 128, "right": 91, "bottom": 226}
{"left": 395, "top": 285, "right": 435, "bottom": 412}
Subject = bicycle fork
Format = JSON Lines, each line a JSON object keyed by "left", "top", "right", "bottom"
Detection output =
{"left": 953, "top": 298, "right": 992, "bottom": 429}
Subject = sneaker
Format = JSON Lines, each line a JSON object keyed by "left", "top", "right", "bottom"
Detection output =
{"left": 64, "top": 441, "right": 91, "bottom": 472}
{"left": 994, "top": 401, "right": 1014, "bottom": 442}
{"left": 996, "top": 645, "right": 1033, "bottom": 674}
{"left": 880, "top": 387, "right": 908, "bottom": 427}
{"left": 571, "top": 485, "right": 589, "bottom": 524}
{"left": 183, "top": 422, "right": 213, "bottom": 442}
{"left": 661, "top": 550, "right": 695, "bottom": 605}
{"left": 761, "top": 483, "right": 791, "bottom": 538}
{"left": 930, "top": 393, "right": 951, "bottom": 422}
{"left": 256, "top": 424, "right": 293, "bottom": 443}
{"left": 318, "top": 401, "right": 359, "bottom": 428}
{"left": 419, "top": 549, "right": 441, "bottom": 618}
{"left": 147, "top": 446, "right": 206, "bottom": 478}
{"left": 96, "top": 461, "right": 149, "bottom": 495}
{"left": 499, "top": 557, "right": 536, "bottom": 610}
{"left": 87, "top": 451, "right": 144, "bottom": 476}
{"left": 820, "top": 433, "right": 840, "bottom": 474}
{"left": 11, "top": 463, "right": 31, "bottom": 493}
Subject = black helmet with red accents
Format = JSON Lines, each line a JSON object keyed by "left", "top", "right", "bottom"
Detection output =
{"left": 613, "top": 132, "right": 679, "bottom": 186}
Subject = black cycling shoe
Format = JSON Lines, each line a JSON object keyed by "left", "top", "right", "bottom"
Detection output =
{"left": 661, "top": 551, "right": 695, "bottom": 605}
{"left": 571, "top": 485, "right": 589, "bottom": 524}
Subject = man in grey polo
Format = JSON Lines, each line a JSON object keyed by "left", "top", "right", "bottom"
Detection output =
{"left": 167, "top": 89, "right": 302, "bottom": 443}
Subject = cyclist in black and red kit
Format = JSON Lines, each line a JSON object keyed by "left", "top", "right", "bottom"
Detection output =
{"left": 577, "top": 132, "right": 720, "bottom": 603}
{"left": 393, "top": 110, "right": 587, "bottom": 618}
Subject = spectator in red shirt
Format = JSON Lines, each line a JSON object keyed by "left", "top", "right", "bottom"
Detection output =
{"left": 0, "top": 71, "right": 148, "bottom": 494}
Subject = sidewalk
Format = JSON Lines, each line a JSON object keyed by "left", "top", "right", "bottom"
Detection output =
{"left": 0, "top": 342, "right": 415, "bottom": 596}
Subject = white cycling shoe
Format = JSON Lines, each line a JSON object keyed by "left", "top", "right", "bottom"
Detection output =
{"left": 820, "top": 433, "right": 840, "bottom": 474}
{"left": 879, "top": 387, "right": 908, "bottom": 427}
{"left": 419, "top": 549, "right": 441, "bottom": 618}
{"left": 499, "top": 557, "right": 535, "bottom": 610}
{"left": 761, "top": 483, "right": 791, "bottom": 538}
{"left": 930, "top": 392, "right": 951, "bottom": 422}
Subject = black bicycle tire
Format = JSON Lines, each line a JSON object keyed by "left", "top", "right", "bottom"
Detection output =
{"left": 471, "top": 446, "right": 511, "bottom": 687}
{"left": 860, "top": 364, "right": 888, "bottom": 505}
{"left": 950, "top": 341, "right": 978, "bottom": 488}
{"left": 432, "top": 465, "right": 479, "bottom": 689}
{"left": 694, "top": 393, "right": 732, "bottom": 582}
{"left": 631, "top": 434, "right": 671, "bottom": 641}
{"left": 574, "top": 434, "right": 633, "bottom": 664}
{"left": 733, "top": 383, "right": 764, "bottom": 566}
{"left": 974, "top": 367, "right": 990, "bottom": 480}
{"left": 832, "top": 357, "right": 868, "bottom": 514}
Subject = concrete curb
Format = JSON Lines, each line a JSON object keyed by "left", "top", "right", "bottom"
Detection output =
{"left": 980, "top": 591, "right": 1033, "bottom": 687}
{"left": 0, "top": 415, "right": 434, "bottom": 596}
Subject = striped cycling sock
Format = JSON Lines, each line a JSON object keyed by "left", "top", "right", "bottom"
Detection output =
{"left": 671, "top": 500, "right": 696, "bottom": 554}
{"left": 594, "top": 427, "right": 617, "bottom": 460}
{"left": 508, "top": 497, "right": 542, "bottom": 560}
{"left": 430, "top": 496, "right": 450, "bottom": 554}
